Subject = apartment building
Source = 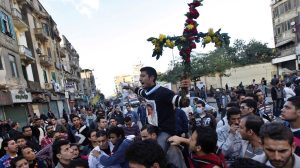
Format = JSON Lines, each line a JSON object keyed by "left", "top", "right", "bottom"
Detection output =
{"left": 61, "top": 35, "right": 83, "bottom": 109}
{"left": 271, "top": 0, "right": 300, "bottom": 74}
{"left": 80, "top": 69, "right": 96, "bottom": 106}
{"left": 0, "top": 0, "right": 29, "bottom": 126}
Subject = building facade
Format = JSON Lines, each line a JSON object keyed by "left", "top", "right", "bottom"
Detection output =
{"left": 0, "top": 0, "right": 92, "bottom": 126}
{"left": 271, "top": 0, "right": 300, "bottom": 74}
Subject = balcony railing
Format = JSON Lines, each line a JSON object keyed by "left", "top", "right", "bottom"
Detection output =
{"left": 276, "top": 48, "right": 296, "bottom": 57}
{"left": 27, "top": 81, "right": 42, "bottom": 92}
{"left": 19, "top": 45, "right": 33, "bottom": 58}
{"left": 39, "top": 55, "right": 52, "bottom": 67}
{"left": 19, "top": 45, "right": 35, "bottom": 64}
{"left": 34, "top": 28, "right": 48, "bottom": 42}
{"left": 11, "top": 8, "right": 28, "bottom": 32}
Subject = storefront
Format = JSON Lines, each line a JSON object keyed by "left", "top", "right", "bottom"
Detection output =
{"left": 4, "top": 89, "right": 32, "bottom": 127}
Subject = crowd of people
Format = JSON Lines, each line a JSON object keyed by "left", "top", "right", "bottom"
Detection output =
{"left": 1, "top": 67, "right": 300, "bottom": 168}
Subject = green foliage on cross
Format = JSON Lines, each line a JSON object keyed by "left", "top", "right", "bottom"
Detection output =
{"left": 147, "top": 0, "right": 230, "bottom": 75}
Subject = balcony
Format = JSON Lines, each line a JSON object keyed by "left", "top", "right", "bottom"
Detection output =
{"left": 39, "top": 55, "right": 52, "bottom": 67}
{"left": 44, "top": 83, "right": 53, "bottom": 90}
{"left": 60, "top": 48, "right": 67, "bottom": 58}
{"left": 27, "top": 81, "right": 43, "bottom": 92}
{"left": 19, "top": 45, "right": 35, "bottom": 64}
{"left": 276, "top": 48, "right": 296, "bottom": 57}
{"left": 34, "top": 28, "right": 48, "bottom": 42}
{"left": 12, "top": 8, "right": 28, "bottom": 32}
{"left": 70, "top": 59, "right": 79, "bottom": 68}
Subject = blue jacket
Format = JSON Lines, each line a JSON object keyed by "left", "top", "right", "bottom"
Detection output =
{"left": 98, "top": 138, "right": 133, "bottom": 168}
{"left": 0, "top": 154, "right": 13, "bottom": 168}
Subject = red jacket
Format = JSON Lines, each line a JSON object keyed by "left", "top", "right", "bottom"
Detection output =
{"left": 188, "top": 153, "right": 227, "bottom": 168}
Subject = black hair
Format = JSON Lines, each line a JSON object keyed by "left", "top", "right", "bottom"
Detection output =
{"left": 195, "top": 126, "right": 217, "bottom": 154}
{"left": 286, "top": 82, "right": 292, "bottom": 87}
{"left": 287, "top": 96, "right": 300, "bottom": 110}
{"left": 141, "top": 125, "right": 159, "bottom": 136}
{"left": 226, "top": 102, "right": 239, "bottom": 109}
{"left": 241, "top": 99, "right": 258, "bottom": 113}
{"left": 88, "top": 129, "right": 97, "bottom": 138}
{"left": 71, "top": 115, "right": 80, "bottom": 122}
{"left": 196, "top": 99, "right": 205, "bottom": 107}
{"left": 15, "top": 135, "right": 26, "bottom": 141}
{"left": 140, "top": 66, "right": 157, "bottom": 82}
{"left": 67, "top": 158, "right": 89, "bottom": 168}
{"left": 10, "top": 156, "right": 28, "bottom": 168}
{"left": 226, "top": 107, "right": 241, "bottom": 120}
{"left": 10, "top": 122, "right": 18, "bottom": 128}
{"left": 96, "top": 130, "right": 108, "bottom": 138}
{"left": 230, "top": 158, "right": 271, "bottom": 168}
{"left": 125, "top": 139, "right": 167, "bottom": 168}
{"left": 96, "top": 116, "right": 106, "bottom": 123}
{"left": 243, "top": 115, "right": 264, "bottom": 136}
{"left": 108, "top": 126, "right": 125, "bottom": 139}
{"left": 245, "top": 93, "right": 256, "bottom": 99}
{"left": 1, "top": 138, "right": 14, "bottom": 149}
{"left": 260, "top": 122, "right": 294, "bottom": 145}
{"left": 52, "top": 139, "right": 70, "bottom": 165}
{"left": 22, "top": 125, "right": 31, "bottom": 133}
{"left": 124, "top": 116, "right": 131, "bottom": 122}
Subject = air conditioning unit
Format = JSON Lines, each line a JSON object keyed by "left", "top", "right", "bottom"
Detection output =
{"left": 291, "top": 21, "right": 296, "bottom": 26}
{"left": 292, "top": 28, "right": 297, "bottom": 33}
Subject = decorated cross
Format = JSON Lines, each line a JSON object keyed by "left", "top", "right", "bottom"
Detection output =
{"left": 147, "top": 0, "right": 230, "bottom": 94}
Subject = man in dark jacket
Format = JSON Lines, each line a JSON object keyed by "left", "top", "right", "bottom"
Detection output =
{"left": 137, "top": 100, "right": 147, "bottom": 126}
{"left": 168, "top": 126, "right": 226, "bottom": 168}
{"left": 70, "top": 115, "right": 90, "bottom": 145}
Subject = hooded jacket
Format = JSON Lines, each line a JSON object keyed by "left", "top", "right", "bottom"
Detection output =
{"left": 188, "top": 153, "right": 227, "bottom": 168}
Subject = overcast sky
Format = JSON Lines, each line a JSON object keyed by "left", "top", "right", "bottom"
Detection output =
{"left": 40, "top": 0, "right": 274, "bottom": 96}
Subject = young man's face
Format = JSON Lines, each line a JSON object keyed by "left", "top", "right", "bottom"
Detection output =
{"left": 22, "top": 147, "right": 36, "bottom": 161}
{"left": 141, "top": 129, "right": 156, "bottom": 141}
{"left": 228, "top": 114, "right": 241, "bottom": 126}
{"left": 110, "top": 119, "right": 117, "bottom": 127}
{"left": 88, "top": 131, "right": 97, "bottom": 143}
{"left": 15, "top": 159, "right": 29, "bottom": 168}
{"left": 70, "top": 146, "right": 79, "bottom": 159}
{"left": 281, "top": 101, "right": 299, "bottom": 122}
{"left": 256, "top": 91, "right": 264, "bottom": 103}
{"left": 139, "top": 71, "right": 154, "bottom": 89}
{"left": 240, "top": 103, "right": 252, "bottom": 116}
{"left": 99, "top": 119, "right": 107, "bottom": 129}
{"left": 97, "top": 136, "right": 109, "bottom": 149}
{"left": 17, "top": 138, "right": 27, "bottom": 148}
{"left": 239, "top": 118, "right": 249, "bottom": 140}
{"left": 23, "top": 128, "right": 32, "bottom": 137}
{"left": 72, "top": 117, "right": 81, "bottom": 127}
{"left": 263, "top": 138, "right": 294, "bottom": 168}
{"left": 57, "top": 144, "right": 74, "bottom": 162}
{"left": 109, "top": 133, "right": 120, "bottom": 145}
{"left": 6, "top": 140, "right": 18, "bottom": 153}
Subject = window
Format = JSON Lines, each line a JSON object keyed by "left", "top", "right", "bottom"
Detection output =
{"left": 0, "top": 12, "right": 16, "bottom": 39}
{"left": 43, "top": 70, "right": 48, "bottom": 83}
{"left": 2, "top": 13, "right": 9, "bottom": 34}
{"left": 51, "top": 72, "right": 56, "bottom": 82}
{"left": 9, "top": 55, "right": 18, "bottom": 78}
{"left": 0, "top": 56, "right": 3, "bottom": 70}
{"left": 42, "top": 23, "right": 49, "bottom": 36}
{"left": 47, "top": 48, "right": 52, "bottom": 58}
{"left": 33, "top": 17, "right": 37, "bottom": 28}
